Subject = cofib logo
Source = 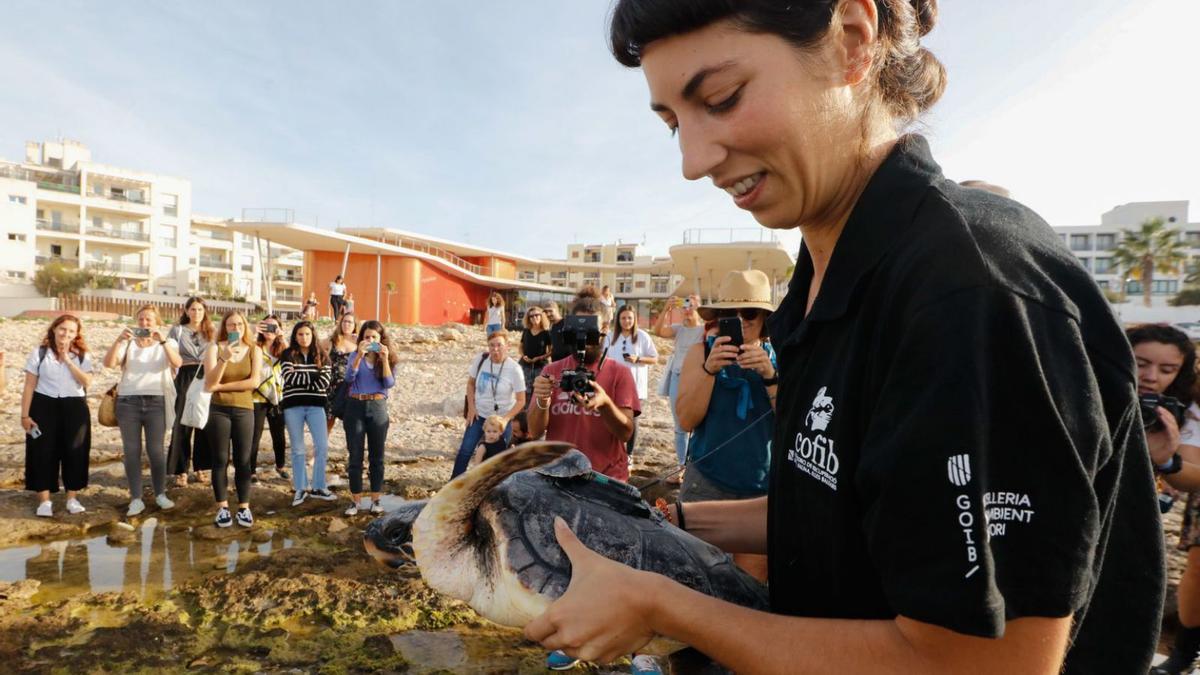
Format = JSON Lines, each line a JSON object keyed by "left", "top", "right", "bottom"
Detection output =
{"left": 788, "top": 386, "right": 839, "bottom": 491}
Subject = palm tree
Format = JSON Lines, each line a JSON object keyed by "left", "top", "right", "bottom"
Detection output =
{"left": 384, "top": 281, "right": 397, "bottom": 323}
{"left": 1111, "top": 217, "right": 1188, "bottom": 307}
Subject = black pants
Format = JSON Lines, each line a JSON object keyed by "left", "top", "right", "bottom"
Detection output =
{"left": 25, "top": 392, "right": 90, "bottom": 493}
{"left": 167, "top": 364, "right": 213, "bottom": 474}
{"left": 626, "top": 414, "right": 639, "bottom": 456}
{"left": 330, "top": 295, "right": 344, "bottom": 319}
{"left": 204, "top": 404, "right": 254, "bottom": 504}
{"left": 344, "top": 397, "right": 388, "bottom": 494}
{"left": 252, "top": 402, "right": 287, "bottom": 472}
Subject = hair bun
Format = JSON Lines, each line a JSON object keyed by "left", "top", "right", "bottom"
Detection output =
{"left": 909, "top": 0, "right": 937, "bottom": 37}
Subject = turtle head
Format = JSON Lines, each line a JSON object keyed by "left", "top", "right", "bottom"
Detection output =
{"left": 363, "top": 499, "right": 428, "bottom": 568}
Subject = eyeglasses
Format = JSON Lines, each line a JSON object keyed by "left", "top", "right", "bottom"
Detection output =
{"left": 715, "top": 308, "right": 766, "bottom": 321}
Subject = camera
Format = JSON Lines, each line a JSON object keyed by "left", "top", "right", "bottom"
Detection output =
{"left": 132, "top": 327, "right": 151, "bottom": 338}
{"left": 558, "top": 314, "right": 601, "bottom": 395}
{"left": 367, "top": 341, "right": 382, "bottom": 353}
{"left": 1140, "top": 393, "right": 1187, "bottom": 432}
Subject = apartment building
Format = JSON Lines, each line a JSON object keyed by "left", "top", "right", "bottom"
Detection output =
{"left": 1052, "top": 200, "right": 1198, "bottom": 300}
{"left": 0, "top": 139, "right": 301, "bottom": 312}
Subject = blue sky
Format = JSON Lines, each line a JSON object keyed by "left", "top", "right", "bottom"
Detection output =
{"left": 0, "top": 1, "right": 1196, "bottom": 260}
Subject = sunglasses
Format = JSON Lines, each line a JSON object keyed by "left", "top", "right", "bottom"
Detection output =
{"left": 714, "top": 308, "right": 766, "bottom": 321}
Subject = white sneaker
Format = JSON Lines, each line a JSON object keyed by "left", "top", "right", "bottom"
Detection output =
{"left": 369, "top": 500, "right": 384, "bottom": 515}
{"left": 292, "top": 490, "right": 308, "bottom": 506}
{"left": 35, "top": 500, "right": 52, "bottom": 517}
{"left": 344, "top": 501, "right": 361, "bottom": 516}
{"left": 155, "top": 494, "right": 175, "bottom": 510}
{"left": 126, "top": 498, "right": 145, "bottom": 517}
{"left": 66, "top": 498, "right": 85, "bottom": 515}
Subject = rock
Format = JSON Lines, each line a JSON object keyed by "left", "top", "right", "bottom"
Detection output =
{"left": 251, "top": 529, "right": 273, "bottom": 543}
{"left": 439, "top": 329, "right": 463, "bottom": 342}
{"left": 327, "top": 518, "right": 348, "bottom": 534}
{"left": 113, "top": 521, "right": 136, "bottom": 532}
{"left": 441, "top": 396, "right": 464, "bottom": 418}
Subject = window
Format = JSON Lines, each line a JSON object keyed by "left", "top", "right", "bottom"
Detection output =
{"left": 7, "top": 195, "right": 26, "bottom": 204}
{"left": 1078, "top": 257, "right": 1091, "bottom": 272}
{"left": 50, "top": 244, "right": 62, "bottom": 256}
{"left": 162, "top": 193, "right": 178, "bottom": 217}
{"left": 571, "top": 251, "right": 579, "bottom": 259}
{"left": 5, "top": 270, "right": 26, "bottom": 279}
{"left": 159, "top": 224, "right": 177, "bottom": 248}
{"left": 156, "top": 255, "right": 176, "bottom": 275}
{"left": 1095, "top": 233, "right": 1115, "bottom": 250}
{"left": 241, "top": 254, "right": 254, "bottom": 272}
{"left": 36, "top": 208, "right": 44, "bottom": 220}
{"left": 1187, "top": 232, "right": 1200, "bottom": 246}
{"left": 241, "top": 237, "right": 255, "bottom": 250}
{"left": 1069, "top": 234, "right": 1090, "bottom": 251}
{"left": 1094, "top": 257, "right": 1113, "bottom": 274}
{"left": 7, "top": 233, "right": 26, "bottom": 242}
{"left": 616, "top": 250, "right": 634, "bottom": 262}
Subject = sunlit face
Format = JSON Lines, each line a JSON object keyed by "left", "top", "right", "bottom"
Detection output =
{"left": 526, "top": 308, "right": 544, "bottom": 326}
{"left": 642, "top": 20, "right": 858, "bottom": 230}
{"left": 487, "top": 335, "right": 508, "bottom": 361}
{"left": 186, "top": 301, "right": 205, "bottom": 324}
{"left": 483, "top": 422, "right": 504, "bottom": 444}
{"left": 54, "top": 320, "right": 78, "bottom": 347}
{"left": 361, "top": 328, "right": 381, "bottom": 345}
{"left": 295, "top": 326, "right": 314, "bottom": 349}
{"left": 1134, "top": 341, "right": 1186, "bottom": 395}
{"left": 225, "top": 315, "right": 246, "bottom": 341}
{"left": 340, "top": 315, "right": 357, "bottom": 336}
{"left": 545, "top": 305, "right": 561, "bottom": 323}
{"left": 136, "top": 309, "right": 158, "bottom": 328}
{"left": 619, "top": 310, "right": 636, "bottom": 332}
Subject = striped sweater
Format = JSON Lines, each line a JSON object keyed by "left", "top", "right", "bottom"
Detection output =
{"left": 279, "top": 352, "right": 332, "bottom": 409}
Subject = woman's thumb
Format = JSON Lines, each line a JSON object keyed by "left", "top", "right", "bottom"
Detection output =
{"left": 554, "top": 516, "right": 588, "bottom": 561}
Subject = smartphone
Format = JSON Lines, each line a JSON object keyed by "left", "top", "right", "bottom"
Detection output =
{"left": 718, "top": 317, "right": 743, "bottom": 348}
{"left": 682, "top": 298, "right": 692, "bottom": 310}
{"left": 227, "top": 331, "right": 241, "bottom": 343}
{"left": 367, "top": 342, "right": 382, "bottom": 352}
{"left": 28, "top": 425, "right": 41, "bottom": 439}
{"left": 262, "top": 324, "right": 279, "bottom": 334}
{"left": 132, "top": 328, "right": 151, "bottom": 338}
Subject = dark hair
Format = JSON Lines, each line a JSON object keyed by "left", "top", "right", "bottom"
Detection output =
{"left": 256, "top": 314, "right": 287, "bottom": 357}
{"left": 512, "top": 410, "right": 529, "bottom": 435}
{"left": 1127, "top": 324, "right": 1197, "bottom": 406}
{"left": 357, "top": 320, "right": 400, "bottom": 380}
{"left": 609, "top": 0, "right": 946, "bottom": 126}
{"left": 41, "top": 314, "right": 88, "bottom": 359}
{"left": 282, "top": 320, "right": 329, "bottom": 368}
{"left": 615, "top": 304, "right": 639, "bottom": 343}
{"left": 179, "top": 296, "right": 215, "bottom": 342}
{"left": 335, "top": 275, "right": 343, "bottom": 282}
{"left": 570, "top": 286, "right": 612, "bottom": 326}
{"left": 329, "top": 312, "right": 358, "bottom": 351}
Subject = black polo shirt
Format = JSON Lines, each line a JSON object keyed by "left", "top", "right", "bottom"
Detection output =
{"left": 766, "top": 135, "right": 1163, "bottom": 673}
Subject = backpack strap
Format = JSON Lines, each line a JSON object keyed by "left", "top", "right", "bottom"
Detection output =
{"left": 472, "top": 352, "right": 489, "bottom": 378}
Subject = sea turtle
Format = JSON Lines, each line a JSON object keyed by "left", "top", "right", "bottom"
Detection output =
{"left": 363, "top": 441, "right": 768, "bottom": 632}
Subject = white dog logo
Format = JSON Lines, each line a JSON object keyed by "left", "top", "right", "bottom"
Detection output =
{"left": 806, "top": 386, "right": 834, "bottom": 432}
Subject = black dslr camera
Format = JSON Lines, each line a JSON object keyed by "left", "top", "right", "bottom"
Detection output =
{"left": 559, "top": 314, "right": 601, "bottom": 395}
{"left": 1140, "top": 393, "right": 1187, "bottom": 432}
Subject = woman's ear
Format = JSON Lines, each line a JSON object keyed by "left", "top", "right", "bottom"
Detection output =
{"left": 835, "top": 0, "right": 880, "bottom": 86}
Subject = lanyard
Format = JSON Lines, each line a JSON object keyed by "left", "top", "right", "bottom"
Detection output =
{"left": 487, "top": 358, "right": 505, "bottom": 411}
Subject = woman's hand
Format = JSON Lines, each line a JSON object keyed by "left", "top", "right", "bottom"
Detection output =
{"left": 150, "top": 328, "right": 166, "bottom": 343}
{"left": 21, "top": 416, "right": 36, "bottom": 434}
{"left": 218, "top": 342, "right": 235, "bottom": 363}
{"left": 377, "top": 344, "right": 390, "bottom": 359}
{"left": 1147, "top": 407, "right": 1182, "bottom": 466}
{"left": 358, "top": 341, "right": 372, "bottom": 357}
{"left": 118, "top": 328, "right": 134, "bottom": 342}
{"left": 704, "top": 336, "right": 739, "bottom": 373}
{"left": 525, "top": 518, "right": 656, "bottom": 664}
{"left": 737, "top": 343, "right": 775, "bottom": 379}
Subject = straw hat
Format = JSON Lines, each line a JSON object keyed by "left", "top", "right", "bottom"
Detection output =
{"left": 699, "top": 270, "right": 776, "bottom": 314}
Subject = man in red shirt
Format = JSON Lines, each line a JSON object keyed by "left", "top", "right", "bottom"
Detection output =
{"left": 527, "top": 287, "right": 639, "bottom": 481}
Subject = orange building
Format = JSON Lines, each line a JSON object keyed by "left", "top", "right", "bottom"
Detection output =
{"left": 227, "top": 221, "right": 575, "bottom": 325}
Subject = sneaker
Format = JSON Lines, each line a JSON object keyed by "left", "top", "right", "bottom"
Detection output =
{"left": 155, "top": 493, "right": 175, "bottom": 510}
{"left": 174, "top": 474, "right": 189, "bottom": 487}
{"left": 214, "top": 506, "right": 233, "bottom": 528}
{"left": 292, "top": 490, "right": 308, "bottom": 506}
{"left": 344, "top": 502, "right": 360, "bottom": 516}
{"left": 546, "top": 650, "right": 579, "bottom": 671}
{"left": 126, "top": 498, "right": 145, "bottom": 517}
{"left": 630, "top": 654, "right": 663, "bottom": 675}
{"left": 277, "top": 467, "right": 290, "bottom": 481}
{"left": 196, "top": 470, "right": 210, "bottom": 485}
{"left": 236, "top": 507, "right": 253, "bottom": 528}
{"left": 309, "top": 488, "right": 336, "bottom": 501}
{"left": 35, "top": 500, "right": 52, "bottom": 518}
{"left": 66, "top": 498, "right": 86, "bottom": 515}
{"left": 369, "top": 500, "right": 384, "bottom": 515}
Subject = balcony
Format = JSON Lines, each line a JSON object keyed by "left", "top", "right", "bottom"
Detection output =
{"left": 86, "top": 226, "right": 150, "bottom": 243}
{"left": 196, "top": 229, "right": 234, "bottom": 242}
{"left": 88, "top": 189, "right": 149, "bottom": 205}
{"left": 38, "top": 180, "right": 81, "bottom": 195}
{"left": 86, "top": 259, "right": 149, "bottom": 276}
{"left": 35, "top": 255, "right": 80, "bottom": 267}
{"left": 273, "top": 272, "right": 302, "bottom": 283}
{"left": 35, "top": 219, "right": 81, "bottom": 234}
{"left": 198, "top": 256, "right": 232, "bottom": 270}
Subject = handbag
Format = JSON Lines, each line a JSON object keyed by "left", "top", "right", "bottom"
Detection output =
{"left": 180, "top": 366, "right": 212, "bottom": 429}
{"left": 329, "top": 379, "right": 351, "bottom": 419}
{"left": 98, "top": 341, "right": 132, "bottom": 427}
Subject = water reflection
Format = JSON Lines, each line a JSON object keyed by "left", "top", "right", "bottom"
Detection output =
{"left": 0, "top": 521, "right": 294, "bottom": 602}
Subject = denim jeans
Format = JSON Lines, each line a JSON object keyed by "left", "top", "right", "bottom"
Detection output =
{"left": 284, "top": 405, "right": 329, "bottom": 492}
{"left": 451, "top": 415, "right": 513, "bottom": 478}
{"left": 486, "top": 322, "right": 502, "bottom": 335}
{"left": 343, "top": 398, "right": 389, "bottom": 494}
{"left": 116, "top": 395, "right": 168, "bottom": 499}
{"left": 666, "top": 369, "right": 689, "bottom": 464}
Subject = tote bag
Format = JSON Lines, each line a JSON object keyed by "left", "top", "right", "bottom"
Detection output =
{"left": 180, "top": 366, "right": 211, "bottom": 429}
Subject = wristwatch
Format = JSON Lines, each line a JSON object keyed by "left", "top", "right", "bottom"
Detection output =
{"left": 1157, "top": 452, "right": 1184, "bottom": 475}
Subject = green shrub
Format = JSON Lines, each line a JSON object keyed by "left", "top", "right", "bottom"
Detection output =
{"left": 1170, "top": 288, "right": 1200, "bottom": 307}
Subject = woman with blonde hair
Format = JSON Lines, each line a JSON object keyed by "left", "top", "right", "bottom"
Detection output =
{"left": 167, "top": 296, "right": 214, "bottom": 486}
{"left": 202, "top": 312, "right": 262, "bottom": 528}
{"left": 103, "top": 304, "right": 182, "bottom": 516}
{"left": 485, "top": 292, "right": 506, "bottom": 336}
{"left": 519, "top": 304, "right": 553, "bottom": 394}
{"left": 22, "top": 314, "right": 93, "bottom": 517}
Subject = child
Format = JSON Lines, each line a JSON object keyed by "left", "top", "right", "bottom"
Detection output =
{"left": 469, "top": 415, "right": 511, "bottom": 468}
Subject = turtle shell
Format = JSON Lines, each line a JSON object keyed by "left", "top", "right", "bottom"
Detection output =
{"left": 477, "top": 469, "right": 768, "bottom": 610}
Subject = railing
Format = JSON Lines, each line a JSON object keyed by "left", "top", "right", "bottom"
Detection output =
{"left": 197, "top": 229, "right": 234, "bottom": 241}
{"left": 35, "top": 255, "right": 80, "bottom": 266}
{"left": 276, "top": 294, "right": 301, "bottom": 303}
{"left": 59, "top": 290, "right": 254, "bottom": 317}
{"left": 86, "top": 227, "right": 150, "bottom": 242}
{"left": 38, "top": 180, "right": 81, "bottom": 194}
{"left": 681, "top": 227, "right": 780, "bottom": 244}
{"left": 273, "top": 273, "right": 302, "bottom": 282}
{"left": 88, "top": 190, "right": 149, "bottom": 205}
{"left": 35, "top": 219, "right": 81, "bottom": 234}
{"left": 198, "top": 257, "right": 232, "bottom": 269}
{"left": 0, "top": 165, "right": 82, "bottom": 193}
{"left": 85, "top": 259, "right": 149, "bottom": 275}
{"left": 388, "top": 235, "right": 485, "bottom": 275}
{"left": 159, "top": 238, "right": 177, "bottom": 248}
{"left": 241, "top": 208, "right": 295, "bottom": 223}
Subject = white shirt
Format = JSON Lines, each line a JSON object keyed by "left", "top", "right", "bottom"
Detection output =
{"left": 329, "top": 282, "right": 346, "bottom": 296}
{"left": 668, "top": 323, "right": 706, "bottom": 374}
{"left": 605, "top": 329, "right": 658, "bottom": 400}
{"left": 469, "top": 355, "right": 525, "bottom": 416}
{"left": 486, "top": 306, "right": 504, "bottom": 326}
{"left": 24, "top": 347, "right": 93, "bottom": 398}
{"left": 117, "top": 339, "right": 178, "bottom": 395}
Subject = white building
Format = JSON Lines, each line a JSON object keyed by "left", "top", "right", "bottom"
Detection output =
{"left": 0, "top": 139, "right": 300, "bottom": 311}
{"left": 1052, "top": 200, "right": 1197, "bottom": 302}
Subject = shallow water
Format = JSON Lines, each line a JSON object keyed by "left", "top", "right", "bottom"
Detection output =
{"left": 0, "top": 519, "right": 294, "bottom": 603}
